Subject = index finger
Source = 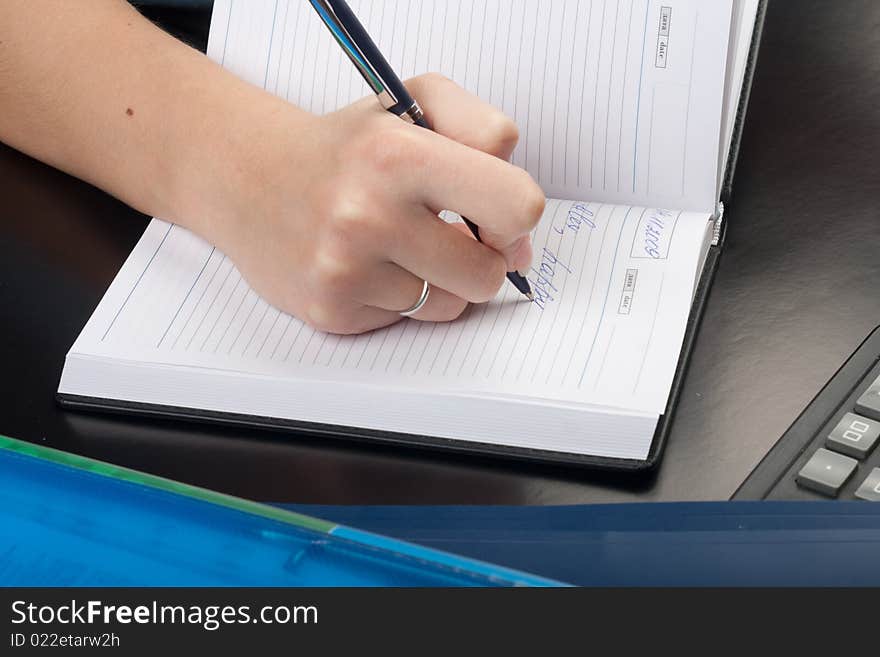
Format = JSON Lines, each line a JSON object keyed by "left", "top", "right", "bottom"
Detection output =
{"left": 411, "top": 127, "right": 545, "bottom": 266}
{"left": 406, "top": 73, "right": 519, "bottom": 161}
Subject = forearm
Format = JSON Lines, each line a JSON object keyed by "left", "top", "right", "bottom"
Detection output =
{"left": 0, "top": 1, "right": 544, "bottom": 334}
{"left": 0, "top": 0, "right": 308, "bottom": 237}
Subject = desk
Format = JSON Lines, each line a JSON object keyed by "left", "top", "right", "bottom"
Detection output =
{"left": 1, "top": 0, "right": 878, "bottom": 504}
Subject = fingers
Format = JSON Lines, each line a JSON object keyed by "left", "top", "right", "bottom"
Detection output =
{"left": 341, "top": 306, "right": 402, "bottom": 334}
{"left": 403, "top": 73, "right": 544, "bottom": 271}
{"left": 281, "top": 74, "right": 546, "bottom": 335}
{"left": 406, "top": 73, "right": 519, "bottom": 160}
{"left": 320, "top": 260, "right": 469, "bottom": 333}
{"left": 355, "top": 261, "right": 469, "bottom": 322}
{"left": 345, "top": 77, "right": 543, "bottom": 272}
{"left": 385, "top": 209, "right": 508, "bottom": 303}
{"left": 405, "top": 131, "right": 544, "bottom": 271}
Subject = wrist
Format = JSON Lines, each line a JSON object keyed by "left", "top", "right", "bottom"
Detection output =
{"left": 159, "top": 64, "right": 316, "bottom": 253}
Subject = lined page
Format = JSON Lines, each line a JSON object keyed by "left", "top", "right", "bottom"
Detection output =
{"left": 209, "top": 0, "right": 731, "bottom": 213}
{"left": 71, "top": 201, "right": 711, "bottom": 413}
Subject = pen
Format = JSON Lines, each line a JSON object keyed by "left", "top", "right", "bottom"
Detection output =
{"left": 307, "top": 0, "right": 534, "bottom": 301}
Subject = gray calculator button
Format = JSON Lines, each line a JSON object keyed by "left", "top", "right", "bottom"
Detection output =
{"left": 855, "top": 377, "right": 880, "bottom": 421}
{"left": 855, "top": 468, "right": 880, "bottom": 502}
{"left": 796, "top": 448, "right": 858, "bottom": 496}
{"left": 826, "top": 412, "right": 880, "bottom": 459}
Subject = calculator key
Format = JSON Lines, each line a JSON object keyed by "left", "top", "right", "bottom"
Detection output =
{"left": 855, "top": 377, "right": 880, "bottom": 421}
{"left": 854, "top": 468, "right": 880, "bottom": 502}
{"left": 825, "top": 412, "right": 880, "bottom": 459}
{"left": 796, "top": 448, "right": 858, "bottom": 497}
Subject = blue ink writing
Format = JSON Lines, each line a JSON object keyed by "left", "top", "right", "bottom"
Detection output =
{"left": 530, "top": 248, "right": 573, "bottom": 311}
{"left": 554, "top": 203, "right": 597, "bottom": 236}
{"left": 643, "top": 209, "right": 674, "bottom": 258}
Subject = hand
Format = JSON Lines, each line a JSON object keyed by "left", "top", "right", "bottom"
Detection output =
{"left": 204, "top": 73, "right": 545, "bottom": 335}
{"left": 0, "top": 3, "right": 544, "bottom": 336}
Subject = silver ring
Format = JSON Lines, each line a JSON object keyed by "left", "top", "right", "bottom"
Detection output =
{"left": 399, "top": 280, "right": 431, "bottom": 317}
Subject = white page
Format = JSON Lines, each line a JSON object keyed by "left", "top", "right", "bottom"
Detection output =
{"left": 69, "top": 199, "right": 711, "bottom": 414}
{"left": 209, "top": 0, "right": 731, "bottom": 213}
{"left": 60, "top": 353, "right": 660, "bottom": 460}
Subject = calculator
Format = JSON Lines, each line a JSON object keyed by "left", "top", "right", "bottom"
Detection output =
{"left": 733, "top": 326, "right": 880, "bottom": 501}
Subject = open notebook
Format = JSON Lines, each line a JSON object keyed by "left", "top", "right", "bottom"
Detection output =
{"left": 58, "top": 0, "right": 765, "bottom": 467}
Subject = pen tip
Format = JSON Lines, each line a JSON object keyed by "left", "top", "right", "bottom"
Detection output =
{"left": 525, "top": 291, "right": 535, "bottom": 301}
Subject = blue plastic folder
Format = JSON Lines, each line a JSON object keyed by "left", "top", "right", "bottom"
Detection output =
{"left": 5, "top": 434, "right": 880, "bottom": 586}
{"left": 0, "top": 436, "right": 560, "bottom": 587}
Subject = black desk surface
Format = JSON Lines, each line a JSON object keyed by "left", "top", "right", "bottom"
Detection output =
{"left": 2, "top": 0, "right": 878, "bottom": 504}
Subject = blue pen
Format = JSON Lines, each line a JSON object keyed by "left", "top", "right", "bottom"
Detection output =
{"left": 308, "top": 0, "right": 534, "bottom": 301}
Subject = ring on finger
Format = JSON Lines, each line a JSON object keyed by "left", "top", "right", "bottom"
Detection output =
{"left": 399, "top": 279, "right": 431, "bottom": 317}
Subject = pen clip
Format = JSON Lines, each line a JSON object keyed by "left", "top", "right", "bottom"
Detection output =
{"left": 309, "top": 0, "right": 399, "bottom": 110}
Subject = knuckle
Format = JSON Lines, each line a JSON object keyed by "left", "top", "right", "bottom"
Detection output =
{"left": 358, "top": 125, "right": 424, "bottom": 175}
{"left": 515, "top": 173, "right": 546, "bottom": 230}
{"left": 480, "top": 111, "right": 519, "bottom": 156}
{"left": 312, "top": 247, "right": 357, "bottom": 296}
{"left": 302, "top": 302, "right": 335, "bottom": 333}
{"left": 325, "top": 196, "right": 374, "bottom": 240}
{"left": 302, "top": 301, "right": 350, "bottom": 335}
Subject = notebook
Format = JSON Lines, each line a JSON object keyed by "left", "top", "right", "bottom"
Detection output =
{"left": 58, "top": 0, "right": 766, "bottom": 468}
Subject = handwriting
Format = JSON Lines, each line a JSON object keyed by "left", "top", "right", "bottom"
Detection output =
{"left": 554, "top": 203, "right": 597, "bottom": 236}
{"left": 642, "top": 209, "right": 674, "bottom": 259}
{"left": 530, "top": 248, "right": 574, "bottom": 311}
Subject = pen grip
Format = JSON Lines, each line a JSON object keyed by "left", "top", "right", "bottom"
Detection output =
{"left": 462, "top": 218, "right": 482, "bottom": 242}
{"left": 412, "top": 115, "right": 483, "bottom": 243}
{"left": 413, "top": 103, "right": 531, "bottom": 298}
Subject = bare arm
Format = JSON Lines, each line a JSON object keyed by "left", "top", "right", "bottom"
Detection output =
{"left": 0, "top": 0, "right": 543, "bottom": 333}
{"left": 0, "top": 0, "right": 282, "bottom": 233}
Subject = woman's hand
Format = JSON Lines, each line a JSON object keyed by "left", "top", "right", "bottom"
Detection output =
{"left": 0, "top": 1, "right": 544, "bottom": 335}
{"left": 202, "top": 73, "right": 544, "bottom": 335}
